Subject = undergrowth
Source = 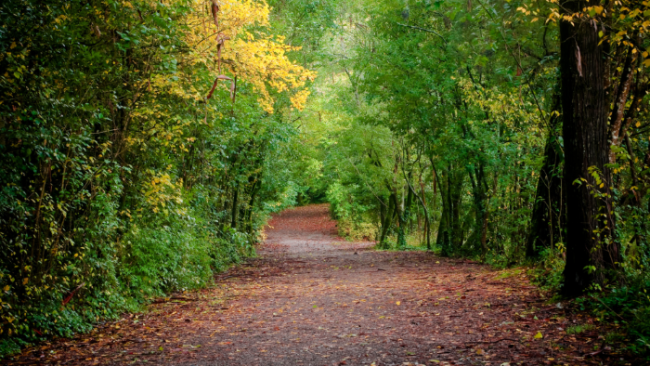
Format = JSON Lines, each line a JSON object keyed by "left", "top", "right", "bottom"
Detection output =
{"left": 526, "top": 246, "right": 650, "bottom": 360}
{"left": 0, "top": 183, "right": 297, "bottom": 357}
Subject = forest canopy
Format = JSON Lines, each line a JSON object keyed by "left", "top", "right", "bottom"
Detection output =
{"left": 2, "top": 0, "right": 650, "bottom": 358}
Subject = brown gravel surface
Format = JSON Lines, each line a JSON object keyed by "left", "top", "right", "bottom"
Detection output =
{"left": 4, "top": 204, "right": 640, "bottom": 365}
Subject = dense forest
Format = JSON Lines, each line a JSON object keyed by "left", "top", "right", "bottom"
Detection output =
{"left": 2, "top": 0, "right": 650, "bottom": 359}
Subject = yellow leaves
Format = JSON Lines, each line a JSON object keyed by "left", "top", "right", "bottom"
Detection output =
{"left": 533, "top": 331, "right": 543, "bottom": 339}
{"left": 22, "top": 278, "right": 28, "bottom": 285}
{"left": 516, "top": 7, "right": 530, "bottom": 15}
{"left": 227, "top": 37, "right": 316, "bottom": 113}
{"left": 183, "top": 0, "right": 315, "bottom": 114}
{"left": 561, "top": 14, "right": 575, "bottom": 23}
{"left": 54, "top": 15, "right": 67, "bottom": 24}
{"left": 220, "top": 0, "right": 271, "bottom": 29}
{"left": 290, "top": 89, "right": 311, "bottom": 111}
{"left": 141, "top": 172, "right": 184, "bottom": 214}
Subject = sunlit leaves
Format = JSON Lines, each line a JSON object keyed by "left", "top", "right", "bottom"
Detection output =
{"left": 182, "top": 0, "right": 316, "bottom": 113}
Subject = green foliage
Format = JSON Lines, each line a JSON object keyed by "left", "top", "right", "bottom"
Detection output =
{"left": 565, "top": 323, "right": 596, "bottom": 335}
{"left": 2, "top": 0, "right": 650, "bottom": 359}
{"left": 584, "top": 283, "right": 650, "bottom": 356}
{"left": 118, "top": 219, "right": 215, "bottom": 300}
{"left": 529, "top": 246, "right": 566, "bottom": 292}
{"left": 0, "top": 0, "right": 319, "bottom": 355}
{"left": 326, "top": 181, "right": 377, "bottom": 240}
{"left": 292, "top": 0, "right": 556, "bottom": 257}
{"left": 284, "top": 0, "right": 650, "bottom": 358}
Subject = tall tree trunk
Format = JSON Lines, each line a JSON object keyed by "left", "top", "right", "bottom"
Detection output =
{"left": 527, "top": 95, "right": 564, "bottom": 259}
{"left": 403, "top": 169, "right": 432, "bottom": 250}
{"left": 435, "top": 168, "right": 452, "bottom": 255}
{"left": 378, "top": 196, "right": 386, "bottom": 242}
{"left": 437, "top": 165, "right": 463, "bottom": 256}
{"left": 469, "top": 164, "right": 489, "bottom": 261}
{"left": 559, "top": 6, "right": 619, "bottom": 296}
{"left": 395, "top": 185, "right": 406, "bottom": 249}
{"left": 231, "top": 187, "right": 239, "bottom": 230}
{"left": 379, "top": 192, "right": 396, "bottom": 248}
{"left": 450, "top": 166, "right": 463, "bottom": 251}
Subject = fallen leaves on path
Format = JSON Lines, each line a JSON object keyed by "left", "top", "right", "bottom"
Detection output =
{"left": 3, "top": 204, "right": 641, "bottom": 365}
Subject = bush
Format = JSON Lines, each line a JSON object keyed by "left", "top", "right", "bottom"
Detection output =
{"left": 586, "top": 281, "right": 650, "bottom": 357}
{"left": 0, "top": 196, "right": 258, "bottom": 355}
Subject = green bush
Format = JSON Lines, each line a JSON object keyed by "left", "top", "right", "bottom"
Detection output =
{"left": 0, "top": 0, "right": 310, "bottom": 355}
{"left": 118, "top": 220, "right": 214, "bottom": 300}
{"left": 326, "top": 181, "right": 377, "bottom": 240}
{"left": 585, "top": 281, "right": 650, "bottom": 357}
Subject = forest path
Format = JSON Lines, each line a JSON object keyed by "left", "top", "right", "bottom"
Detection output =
{"left": 9, "top": 205, "right": 625, "bottom": 365}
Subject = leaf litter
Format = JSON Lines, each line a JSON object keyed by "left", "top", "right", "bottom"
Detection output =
{"left": 3, "top": 204, "right": 642, "bottom": 365}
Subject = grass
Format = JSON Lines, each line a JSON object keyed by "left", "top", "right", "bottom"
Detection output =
{"left": 566, "top": 323, "right": 596, "bottom": 335}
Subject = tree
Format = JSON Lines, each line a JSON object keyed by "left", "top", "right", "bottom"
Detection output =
{"left": 559, "top": 2, "right": 618, "bottom": 296}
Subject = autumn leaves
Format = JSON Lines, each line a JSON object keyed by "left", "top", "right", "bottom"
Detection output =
{"left": 198, "top": 0, "right": 315, "bottom": 113}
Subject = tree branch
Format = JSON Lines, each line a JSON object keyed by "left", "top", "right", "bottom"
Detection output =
{"left": 396, "top": 23, "right": 446, "bottom": 43}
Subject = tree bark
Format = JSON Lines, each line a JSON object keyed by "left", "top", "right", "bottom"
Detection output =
{"left": 436, "top": 165, "right": 463, "bottom": 256}
{"left": 231, "top": 187, "right": 239, "bottom": 229}
{"left": 435, "top": 167, "right": 452, "bottom": 255}
{"left": 450, "top": 166, "right": 463, "bottom": 251}
{"left": 608, "top": 45, "right": 636, "bottom": 163}
{"left": 379, "top": 192, "right": 397, "bottom": 248}
{"left": 559, "top": 6, "right": 619, "bottom": 296}
{"left": 527, "top": 95, "right": 564, "bottom": 259}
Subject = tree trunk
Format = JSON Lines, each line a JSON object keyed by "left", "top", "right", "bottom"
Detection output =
{"left": 436, "top": 165, "right": 463, "bottom": 256}
{"left": 559, "top": 6, "right": 619, "bottom": 296}
{"left": 450, "top": 166, "right": 463, "bottom": 251}
{"left": 435, "top": 168, "right": 451, "bottom": 255}
{"left": 469, "top": 165, "right": 489, "bottom": 261}
{"left": 231, "top": 187, "right": 239, "bottom": 230}
{"left": 395, "top": 185, "right": 406, "bottom": 249}
{"left": 379, "top": 192, "right": 396, "bottom": 248}
{"left": 527, "top": 95, "right": 564, "bottom": 259}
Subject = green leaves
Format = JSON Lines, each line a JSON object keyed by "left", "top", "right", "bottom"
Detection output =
{"left": 0, "top": 0, "right": 312, "bottom": 354}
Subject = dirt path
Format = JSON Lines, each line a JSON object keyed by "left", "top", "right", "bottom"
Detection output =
{"left": 6, "top": 204, "right": 636, "bottom": 365}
